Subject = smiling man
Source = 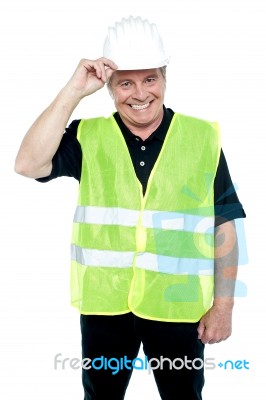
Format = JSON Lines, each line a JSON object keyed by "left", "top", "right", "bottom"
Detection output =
{"left": 108, "top": 68, "right": 166, "bottom": 139}
{"left": 15, "top": 16, "right": 246, "bottom": 400}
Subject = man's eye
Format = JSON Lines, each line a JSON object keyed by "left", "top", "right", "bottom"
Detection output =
{"left": 146, "top": 78, "right": 156, "bottom": 84}
{"left": 121, "top": 82, "right": 131, "bottom": 87}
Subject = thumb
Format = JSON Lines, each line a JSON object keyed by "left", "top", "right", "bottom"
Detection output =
{"left": 197, "top": 319, "right": 206, "bottom": 340}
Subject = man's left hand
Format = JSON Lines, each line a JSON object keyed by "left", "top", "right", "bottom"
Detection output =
{"left": 197, "top": 304, "right": 233, "bottom": 344}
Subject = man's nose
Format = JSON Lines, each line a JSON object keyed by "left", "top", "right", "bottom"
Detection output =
{"left": 132, "top": 83, "right": 148, "bottom": 101}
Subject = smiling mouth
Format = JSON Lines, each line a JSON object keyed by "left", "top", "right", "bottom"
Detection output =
{"left": 130, "top": 102, "right": 151, "bottom": 110}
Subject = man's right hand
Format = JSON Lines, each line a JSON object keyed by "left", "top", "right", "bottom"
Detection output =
{"left": 65, "top": 57, "right": 118, "bottom": 100}
{"left": 14, "top": 57, "right": 118, "bottom": 179}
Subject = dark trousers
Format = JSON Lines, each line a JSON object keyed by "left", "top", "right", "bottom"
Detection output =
{"left": 80, "top": 313, "right": 204, "bottom": 400}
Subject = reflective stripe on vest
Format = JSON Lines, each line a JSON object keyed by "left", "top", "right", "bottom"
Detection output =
{"left": 70, "top": 112, "right": 220, "bottom": 321}
{"left": 71, "top": 244, "right": 135, "bottom": 268}
{"left": 71, "top": 244, "right": 213, "bottom": 274}
{"left": 74, "top": 205, "right": 214, "bottom": 233}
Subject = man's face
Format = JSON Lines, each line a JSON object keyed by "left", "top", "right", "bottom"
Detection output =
{"left": 109, "top": 68, "right": 165, "bottom": 129}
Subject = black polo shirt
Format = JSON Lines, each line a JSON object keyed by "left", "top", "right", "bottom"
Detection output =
{"left": 37, "top": 107, "right": 246, "bottom": 226}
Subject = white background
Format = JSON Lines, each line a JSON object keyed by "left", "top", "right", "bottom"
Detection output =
{"left": 0, "top": 0, "right": 265, "bottom": 398}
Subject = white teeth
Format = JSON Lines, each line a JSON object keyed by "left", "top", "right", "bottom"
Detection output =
{"left": 131, "top": 103, "right": 150, "bottom": 110}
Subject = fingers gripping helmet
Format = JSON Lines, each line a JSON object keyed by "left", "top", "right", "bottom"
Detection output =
{"left": 103, "top": 16, "right": 170, "bottom": 70}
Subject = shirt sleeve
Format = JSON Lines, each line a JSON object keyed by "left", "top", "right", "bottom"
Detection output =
{"left": 36, "top": 119, "right": 82, "bottom": 183}
{"left": 214, "top": 149, "right": 246, "bottom": 226}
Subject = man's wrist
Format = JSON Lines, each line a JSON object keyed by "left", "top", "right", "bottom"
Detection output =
{"left": 213, "top": 297, "right": 234, "bottom": 310}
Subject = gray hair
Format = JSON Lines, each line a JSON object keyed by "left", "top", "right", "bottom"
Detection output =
{"left": 159, "top": 65, "right": 167, "bottom": 81}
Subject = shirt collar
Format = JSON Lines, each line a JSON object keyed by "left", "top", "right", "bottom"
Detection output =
{"left": 114, "top": 106, "right": 174, "bottom": 143}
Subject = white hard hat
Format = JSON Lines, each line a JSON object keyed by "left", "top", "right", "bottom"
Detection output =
{"left": 103, "top": 16, "right": 170, "bottom": 70}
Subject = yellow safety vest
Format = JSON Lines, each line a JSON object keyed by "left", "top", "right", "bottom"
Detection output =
{"left": 70, "top": 112, "right": 220, "bottom": 322}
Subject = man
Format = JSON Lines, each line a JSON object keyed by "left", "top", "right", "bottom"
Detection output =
{"left": 15, "top": 16, "right": 246, "bottom": 400}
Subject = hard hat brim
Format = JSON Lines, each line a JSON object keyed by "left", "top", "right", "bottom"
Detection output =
{"left": 113, "top": 57, "right": 170, "bottom": 71}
